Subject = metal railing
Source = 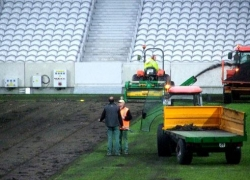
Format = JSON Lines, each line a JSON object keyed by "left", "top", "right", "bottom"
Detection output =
{"left": 0, "top": 0, "right": 3, "bottom": 13}
{"left": 126, "top": 0, "right": 143, "bottom": 62}
{"left": 77, "top": 0, "right": 97, "bottom": 62}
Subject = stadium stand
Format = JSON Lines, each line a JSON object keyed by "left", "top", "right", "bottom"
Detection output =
{"left": 131, "top": 0, "right": 250, "bottom": 62}
{"left": 0, "top": 0, "right": 93, "bottom": 62}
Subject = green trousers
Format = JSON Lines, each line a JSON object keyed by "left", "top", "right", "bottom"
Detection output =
{"left": 119, "top": 130, "right": 128, "bottom": 153}
{"left": 107, "top": 126, "right": 120, "bottom": 155}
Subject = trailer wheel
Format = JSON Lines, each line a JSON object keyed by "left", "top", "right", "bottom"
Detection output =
{"left": 157, "top": 124, "right": 171, "bottom": 157}
{"left": 176, "top": 139, "right": 193, "bottom": 165}
{"left": 223, "top": 88, "right": 232, "bottom": 104}
{"left": 225, "top": 147, "right": 241, "bottom": 164}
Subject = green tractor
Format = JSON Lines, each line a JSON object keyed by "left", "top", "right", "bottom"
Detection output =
{"left": 123, "top": 46, "right": 172, "bottom": 102}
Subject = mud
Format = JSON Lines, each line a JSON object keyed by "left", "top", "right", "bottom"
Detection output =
{"left": 0, "top": 97, "right": 144, "bottom": 180}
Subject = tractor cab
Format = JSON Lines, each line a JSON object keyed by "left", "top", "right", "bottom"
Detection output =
{"left": 228, "top": 45, "right": 250, "bottom": 65}
{"left": 225, "top": 45, "right": 250, "bottom": 80}
{"left": 222, "top": 44, "right": 250, "bottom": 103}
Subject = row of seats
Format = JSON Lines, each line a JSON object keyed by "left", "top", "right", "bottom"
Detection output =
{"left": 2, "top": 7, "right": 90, "bottom": 15}
{"left": 0, "top": 48, "right": 79, "bottom": 62}
{"left": 136, "top": 35, "right": 249, "bottom": 43}
{"left": 1, "top": 22, "right": 87, "bottom": 31}
{"left": 135, "top": 40, "right": 249, "bottom": 47}
{"left": 137, "top": 29, "right": 249, "bottom": 36}
{"left": 131, "top": 54, "right": 225, "bottom": 62}
{"left": 144, "top": 0, "right": 249, "bottom": 8}
{"left": 5, "top": 1, "right": 91, "bottom": 7}
{"left": 0, "top": 54, "right": 77, "bottom": 62}
{"left": 1, "top": 13, "right": 88, "bottom": 21}
{"left": 0, "top": 44, "right": 80, "bottom": 52}
{"left": 0, "top": 20, "right": 87, "bottom": 30}
{"left": 1, "top": 28, "right": 84, "bottom": 36}
{"left": 143, "top": 7, "right": 248, "bottom": 14}
{"left": 139, "top": 20, "right": 249, "bottom": 31}
{"left": 141, "top": 12, "right": 249, "bottom": 20}
{"left": 5, "top": 0, "right": 91, "bottom": 4}
{"left": 138, "top": 23, "right": 249, "bottom": 31}
{"left": 133, "top": 45, "right": 235, "bottom": 54}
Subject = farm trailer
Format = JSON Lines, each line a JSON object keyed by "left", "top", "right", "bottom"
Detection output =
{"left": 157, "top": 106, "right": 247, "bottom": 165}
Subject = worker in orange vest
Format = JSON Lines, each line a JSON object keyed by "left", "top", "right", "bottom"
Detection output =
{"left": 118, "top": 99, "right": 132, "bottom": 155}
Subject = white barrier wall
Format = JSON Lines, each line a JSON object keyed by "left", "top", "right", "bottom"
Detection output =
{"left": 74, "top": 62, "right": 123, "bottom": 94}
{"left": 25, "top": 62, "right": 75, "bottom": 87}
{"left": 0, "top": 62, "right": 75, "bottom": 94}
{"left": 0, "top": 61, "right": 227, "bottom": 94}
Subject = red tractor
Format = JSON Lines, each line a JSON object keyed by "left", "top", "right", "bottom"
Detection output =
{"left": 222, "top": 45, "right": 250, "bottom": 103}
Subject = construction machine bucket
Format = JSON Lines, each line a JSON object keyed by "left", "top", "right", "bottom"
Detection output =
{"left": 123, "top": 80, "right": 165, "bottom": 102}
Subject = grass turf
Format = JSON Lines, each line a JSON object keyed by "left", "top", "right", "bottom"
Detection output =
{"left": 51, "top": 102, "right": 250, "bottom": 180}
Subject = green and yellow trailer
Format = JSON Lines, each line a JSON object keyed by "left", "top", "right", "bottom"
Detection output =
{"left": 157, "top": 106, "right": 247, "bottom": 165}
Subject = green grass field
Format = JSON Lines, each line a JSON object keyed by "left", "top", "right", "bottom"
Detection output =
{"left": 51, "top": 102, "right": 250, "bottom": 180}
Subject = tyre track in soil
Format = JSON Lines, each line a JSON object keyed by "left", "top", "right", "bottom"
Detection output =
{"left": 0, "top": 102, "right": 63, "bottom": 154}
{"left": 0, "top": 100, "right": 144, "bottom": 180}
{"left": 0, "top": 100, "right": 105, "bottom": 180}
{"left": 0, "top": 101, "right": 80, "bottom": 153}
{"left": 0, "top": 101, "right": 72, "bottom": 176}
{"left": 0, "top": 101, "right": 35, "bottom": 131}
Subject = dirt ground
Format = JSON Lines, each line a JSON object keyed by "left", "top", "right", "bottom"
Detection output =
{"left": 0, "top": 96, "right": 144, "bottom": 180}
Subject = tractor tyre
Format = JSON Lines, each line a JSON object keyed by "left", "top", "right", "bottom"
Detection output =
{"left": 132, "top": 74, "right": 139, "bottom": 81}
{"left": 176, "top": 139, "right": 193, "bottom": 165}
{"left": 225, "top": 147, "right": 241, "bottom": 164}
{"left": 223, "top": 88, "right": 232, "bottom": 104}
{"left": 232, "top": 91, "right": 240, "bottom": 100}
{"left": 157, "top": 124, "right": 172, "bottom": 157}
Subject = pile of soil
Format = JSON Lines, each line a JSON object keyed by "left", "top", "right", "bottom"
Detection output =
{"left": 169, "top": 124, "right": 218, "bottom": 131}
{"left": 0, "top": 97, "right": 144, "bottom": 180}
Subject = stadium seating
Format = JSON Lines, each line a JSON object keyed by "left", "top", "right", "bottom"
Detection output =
{"left": 132, "top": 0, "right": 250, "bottom": 62}
{"left": 0, "top": 0, "right": 92, "bottom": 62}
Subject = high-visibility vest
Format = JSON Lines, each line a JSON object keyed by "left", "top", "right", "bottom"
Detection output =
{"left": 120, "top": 107, "right": 129, "bottom": 130}
{"left": 144, "top": 58, "right": 159, "bottom": 71}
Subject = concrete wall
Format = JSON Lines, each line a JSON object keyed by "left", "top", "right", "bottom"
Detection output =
{"left": 0, "top": 62, "right": 75, "bottom": 94}
{"left": 0, "top": 61, "right": 227, "bottom": 94}
{"left": 74, "top": 62, "right": 123, "bottom": 94}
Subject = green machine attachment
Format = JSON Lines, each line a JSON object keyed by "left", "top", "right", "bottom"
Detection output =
{"left": 123, "top": 80, "right": 166, "bottom": 102}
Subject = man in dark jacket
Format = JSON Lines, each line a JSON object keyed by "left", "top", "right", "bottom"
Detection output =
{"left": 99, "top": 96, "right": 123, "bottom": 156}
